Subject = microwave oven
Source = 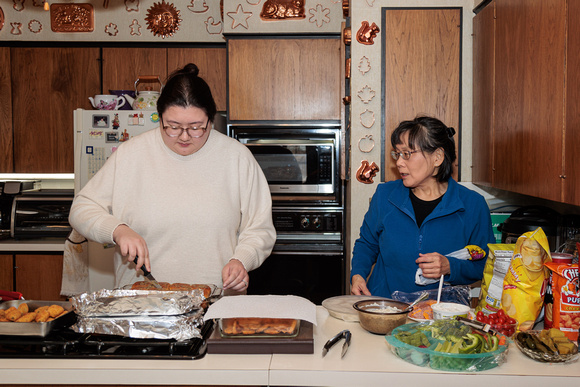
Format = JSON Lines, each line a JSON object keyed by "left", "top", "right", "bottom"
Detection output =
{"left": 230, "top": 125, "right": 341, "bottom": 202}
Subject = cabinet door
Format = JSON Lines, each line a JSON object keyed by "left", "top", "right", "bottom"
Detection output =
{"left": 11, "top": 47, "right": 101, "bottom": 173}
{"left": 494, "top": 0, "right": 566, "bottom": 201}
{"left": 381, "top": 8, "right": 461, "bottom": 182}
{"left": 102, "top": 48, "right": 167, "bottom": 95}
{"left": 15, "top": 254, "right": 67, "bottom": 301}
{"left": 168, "top": 48, "right": 227, "bottom": 112}
{"left": 0, "top": 48, "right": 13, "bottom": 173}
{"left": 0, "top": 254, "right": 13, "bottom": 291}
{"left": 564, "top": 0, "right": 580, "bottom": 206}
{"left": 228, "top": 38, "right": 342, "bottom": 121}
{"left": 472, "top": 3, "right": 495, "bottom": 187}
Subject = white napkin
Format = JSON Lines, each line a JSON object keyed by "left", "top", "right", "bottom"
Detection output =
{"left": 60, "top": 229, "right": 90, "bottom": 296}
{"left": 415, "top": 247, "right": 473, "bottom": 285}
{"left": 203, "top": 295, "right": 317, "bottom": 325}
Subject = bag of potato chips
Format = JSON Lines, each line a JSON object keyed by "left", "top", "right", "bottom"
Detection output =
{"left": 545, "top": 261, "right": 579, "bottom": 341}
{"left": 501, "top": 227, "right": 552, "bottom": 331}
{"left": 476, "top": 244, "right": 515, "bottom": 314}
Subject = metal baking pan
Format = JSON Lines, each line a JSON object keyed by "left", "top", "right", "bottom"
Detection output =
{"left": 0, "top": 300, "right": 76, "bottom": 337}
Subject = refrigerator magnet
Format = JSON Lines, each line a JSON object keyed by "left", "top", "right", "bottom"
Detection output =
{"left": 106, "top": 131, "right": 119, "bottom": 143}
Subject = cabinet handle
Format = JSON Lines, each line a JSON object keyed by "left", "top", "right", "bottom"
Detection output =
{"left": 559, "top": 175, "right": 566, "bottom": 179}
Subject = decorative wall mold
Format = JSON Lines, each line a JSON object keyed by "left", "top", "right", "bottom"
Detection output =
{"left": 50, "top": 3, "right": 94, "bottom": 33}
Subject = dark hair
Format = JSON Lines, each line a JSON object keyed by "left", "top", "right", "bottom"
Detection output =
{"left": 156, "top": 63, "right": 217, "bottom": 122}
{"left": 390, "top": 115, "right": 456, "bottom": 182}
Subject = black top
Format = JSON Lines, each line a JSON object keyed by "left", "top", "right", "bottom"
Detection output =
{"left": 410, "top": 190, "right": 443, "bottom": 228}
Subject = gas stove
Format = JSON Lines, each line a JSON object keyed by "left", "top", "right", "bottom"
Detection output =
{"left": 0, "top": 320, "right": 214, "bottom": 360}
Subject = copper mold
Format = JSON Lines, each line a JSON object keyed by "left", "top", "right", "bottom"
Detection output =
{"left": 356, "top": 160, "right": 379, "bottom": 184}
{"left": 356, "top": 21, "right": 380, "bottom": 45}
{"left": 343, "top": 27, "right": 351, "bottom": 45}
{"left": 50, "top": 3, "right": 94, "bottom": 33}
{"left": 260, "top": 0, "right": 305, "bottom": 20}
{"left": 146, "top": 0, "right": 182, "bottom": 38}
{"left": 0, "top": 6, "right": 4, "bottom": 32}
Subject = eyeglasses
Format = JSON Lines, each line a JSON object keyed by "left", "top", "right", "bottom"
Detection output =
{"left": 162, "top": 118, "right": 209, "bottom": 138}
{"left": 391, "top": 150, "right": 419, "bottom": 161}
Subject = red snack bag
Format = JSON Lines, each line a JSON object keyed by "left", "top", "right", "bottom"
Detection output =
{"left": 545, "top": 261, "right": 579, "bottom": 341}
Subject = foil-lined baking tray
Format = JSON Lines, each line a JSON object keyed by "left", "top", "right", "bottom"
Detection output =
{"left": 0, "top": 300, "right": 76, "bottom": 337}
{"left": 72, "top": 309, "right": 205, "bottom": 341}
{"left": 71, "top": 289, "right": 205, "bottom": 317}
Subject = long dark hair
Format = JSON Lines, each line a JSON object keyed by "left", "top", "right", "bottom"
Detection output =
{"left": 156, "top": 63, "right": 217, "bottom": 122}
{"left": 390, "top": 116, "right": 456, "bottom": 182}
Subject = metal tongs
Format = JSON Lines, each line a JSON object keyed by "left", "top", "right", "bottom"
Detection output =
{"left": 322, "top": 329, "right": 351, "bottom": 358}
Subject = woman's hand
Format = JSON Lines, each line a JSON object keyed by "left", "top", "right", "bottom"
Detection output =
{"left": 222, "top": 258, "right": 249, "bottom": 292}
{"left": 351, "top": 274, "right": 371, "bottom": 295}
{"left": 416, "top": 253, "right": 450, "bottom": 278}
{"left": 113, "top": 224, "right": 151, "bottom": 272}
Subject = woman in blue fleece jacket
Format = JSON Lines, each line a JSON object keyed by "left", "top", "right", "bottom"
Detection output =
{"left": 350, "top": 116, "right": 495, "bottom": 298}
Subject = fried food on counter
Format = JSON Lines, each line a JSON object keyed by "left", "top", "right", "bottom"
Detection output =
{"left": 0, "top": 303, "right": 69, "bottom": 324}
{"left": 16, "top": 312, "right": 36, "bottom": 322}
{"left": 221, "top": 318, "right": 298, "bottom": 336}
{"left": 48, "top": 304, "right": 65, "bottom": 318}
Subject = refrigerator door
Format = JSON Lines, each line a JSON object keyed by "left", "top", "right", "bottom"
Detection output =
{"left": 73, "top": 109, "right": 161, "bottom": 291}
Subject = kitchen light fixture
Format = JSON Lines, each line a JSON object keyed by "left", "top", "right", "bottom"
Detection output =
{"left": 44, "top": 0, "right": 49, "bottom": 11}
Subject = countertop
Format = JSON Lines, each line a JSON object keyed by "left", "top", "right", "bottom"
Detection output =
{"left": 0, "top": 237, "right": 67, "bottom": 252}
{"left": 1, "top": 307, "right": 579, "bottom": 386}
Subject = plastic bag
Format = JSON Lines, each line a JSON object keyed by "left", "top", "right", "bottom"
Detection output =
{"left": 392, "top": 285, "right": 471, "bottom": 306}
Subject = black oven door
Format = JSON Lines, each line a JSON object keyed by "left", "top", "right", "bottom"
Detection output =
{"left": 248, "top": 248, "right": 346, "bottom": 305}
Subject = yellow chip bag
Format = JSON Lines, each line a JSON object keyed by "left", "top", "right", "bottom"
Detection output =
{"left": 476, "top": 244, "right": 515, "bottom": 314}
{"left": 502, "top": 227, "right": 552, "bottom": 331}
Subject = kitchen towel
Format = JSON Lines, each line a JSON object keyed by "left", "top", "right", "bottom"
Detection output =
{"left": 203, "top": 295, "right": 318, "bottom": 325}
{"left": 60, "top": 229, "right": 90, "bottom": 296}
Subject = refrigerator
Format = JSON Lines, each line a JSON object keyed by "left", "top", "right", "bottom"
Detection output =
{"left": 74, "top": 108, "right": 161, "bottom": 291}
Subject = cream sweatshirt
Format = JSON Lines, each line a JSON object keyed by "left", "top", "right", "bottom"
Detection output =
{"left": 69, "top": 128, "right": 276, "bottom": 288}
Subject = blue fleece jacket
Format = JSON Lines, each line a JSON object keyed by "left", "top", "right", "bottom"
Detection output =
{"left": 350, "top": 178, "right": 495, "bottom": 298}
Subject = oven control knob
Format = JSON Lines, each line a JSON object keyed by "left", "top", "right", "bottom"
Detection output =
{"left": 300, "top": 217, "right": 310, "bottom": 228}
{"left": 313, "top": 217, "right": 321, "bottom": 229}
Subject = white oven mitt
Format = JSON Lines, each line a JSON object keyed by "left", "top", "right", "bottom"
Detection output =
{"left": 60, "top": 229, "right": 89, "bottom": 296}
{"left": 415, "top": 245, "right": 485, "bottom": 285}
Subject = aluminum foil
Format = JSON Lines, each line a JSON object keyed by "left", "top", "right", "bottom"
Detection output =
{"left": 71, "top": 289, "right": 205, "bottom": 317}
{"left": 72, "top": 309, "right": 205, "bottom": 341}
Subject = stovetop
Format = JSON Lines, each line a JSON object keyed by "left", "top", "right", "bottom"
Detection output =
{"left": 0, "top": 320, "right": 214, "bottom": 360}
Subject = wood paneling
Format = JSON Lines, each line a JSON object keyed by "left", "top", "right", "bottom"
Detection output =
{"left": 228, "top": 38, "right": 342, "bottom": 121}
{"left": 168, "top": 48, "right": 227, "bottom": 112}
{"left": 14, "top": 254, "right": 67, "bottom": 301}
{"left": 11, "top": 47, "right": 100, "bottom": 173}
{"left": 472, "top": 2, "right": 495, "bottom": 187}
{"left": 382, "top": 8, "right": 461, "bottom": 182}
{"left": 102, "top": 47, "right": 167, "bottom": 96}
{"left": 564, "top": 0, "right": 580, "bottom": 205}
{"left": 493, "top": 0, "right": 565, "bottom": 201}
{"left": 0, "top": 48, "right": 13, "bottom": 173}
{"left": 0, "top": 254, "right": 13, "bottom": 291}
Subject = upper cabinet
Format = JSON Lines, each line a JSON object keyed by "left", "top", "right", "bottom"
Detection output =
{"left": 472, "top": 0, "right": 580, "bottom": 206}
{"left": 102, "top": 47, "right": 227, "bottom": 111}
{"left": 227, "top": 37, "right": 342, "bottom": 122}
{"left": 11, "top": 47, "right": 101, "bottom": 173}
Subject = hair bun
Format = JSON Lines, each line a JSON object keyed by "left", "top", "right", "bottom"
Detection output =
{"left": 446, "top": 127, "right": 456, "bottom": 138}
{"left": 181, "top": 63, "right": 200, "bottom": 77}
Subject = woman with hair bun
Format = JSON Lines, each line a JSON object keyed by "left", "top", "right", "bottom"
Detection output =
{"left": 350, "top": 115, "right": 495, "bottom": 298}
{"left": 70, "top": 63, "right": 275, "bottom": 292}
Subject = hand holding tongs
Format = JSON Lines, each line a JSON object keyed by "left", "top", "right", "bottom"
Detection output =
{"left": 322, "top": 329, "right": 351, "bottom": 358}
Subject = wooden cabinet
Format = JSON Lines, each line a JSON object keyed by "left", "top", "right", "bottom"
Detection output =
{"left": 0, "top": 254, "right": 66, "bottom": 301}
{"left": 472, "top": 3, "right": 495, "bottom": 188}
{"left": 227, "top": 37, "right": 342, "bottom": 121}
{"left": 472, "top": 0, "right": 579, "bottom": 206}
{"left": 0, "top": 48, "right": 13, "bottom": 172}
{"left": 0, "top": 254, "right": 12, "bottom": 291}
{"left": 10, "top": 47, "right": 101, "bottom": 173}
{"left": 102, "top": 47, "right": 227, "bottom": 111}
{"left": 14, "top": 254, "right": 67, "bottom": 301}
{"left": 381, "top": 8, "right": 461, "bottom": 182}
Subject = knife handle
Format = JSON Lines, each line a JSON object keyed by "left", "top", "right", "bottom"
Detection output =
{"left": 133, "top": 256, "right": 150, "bottom": 276}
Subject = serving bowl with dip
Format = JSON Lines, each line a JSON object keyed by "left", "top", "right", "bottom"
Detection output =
{"left": 431, "top": 302, "right": 471, "bottom": 320}
{"left": 353, "top": 299, "right": 411, "bottom": 335}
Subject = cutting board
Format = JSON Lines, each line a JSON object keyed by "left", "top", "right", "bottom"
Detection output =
{"left": 207, "top": 321, "right": 313, "bottom": 354}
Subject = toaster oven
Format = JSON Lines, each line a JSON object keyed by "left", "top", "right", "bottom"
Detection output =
{"left": 10, "top": 191, "right": 73, "bottom": 239}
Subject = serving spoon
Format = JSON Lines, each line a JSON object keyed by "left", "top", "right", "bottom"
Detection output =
{"left": 404, "top": 291, "right": 429, "bottom": 312}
